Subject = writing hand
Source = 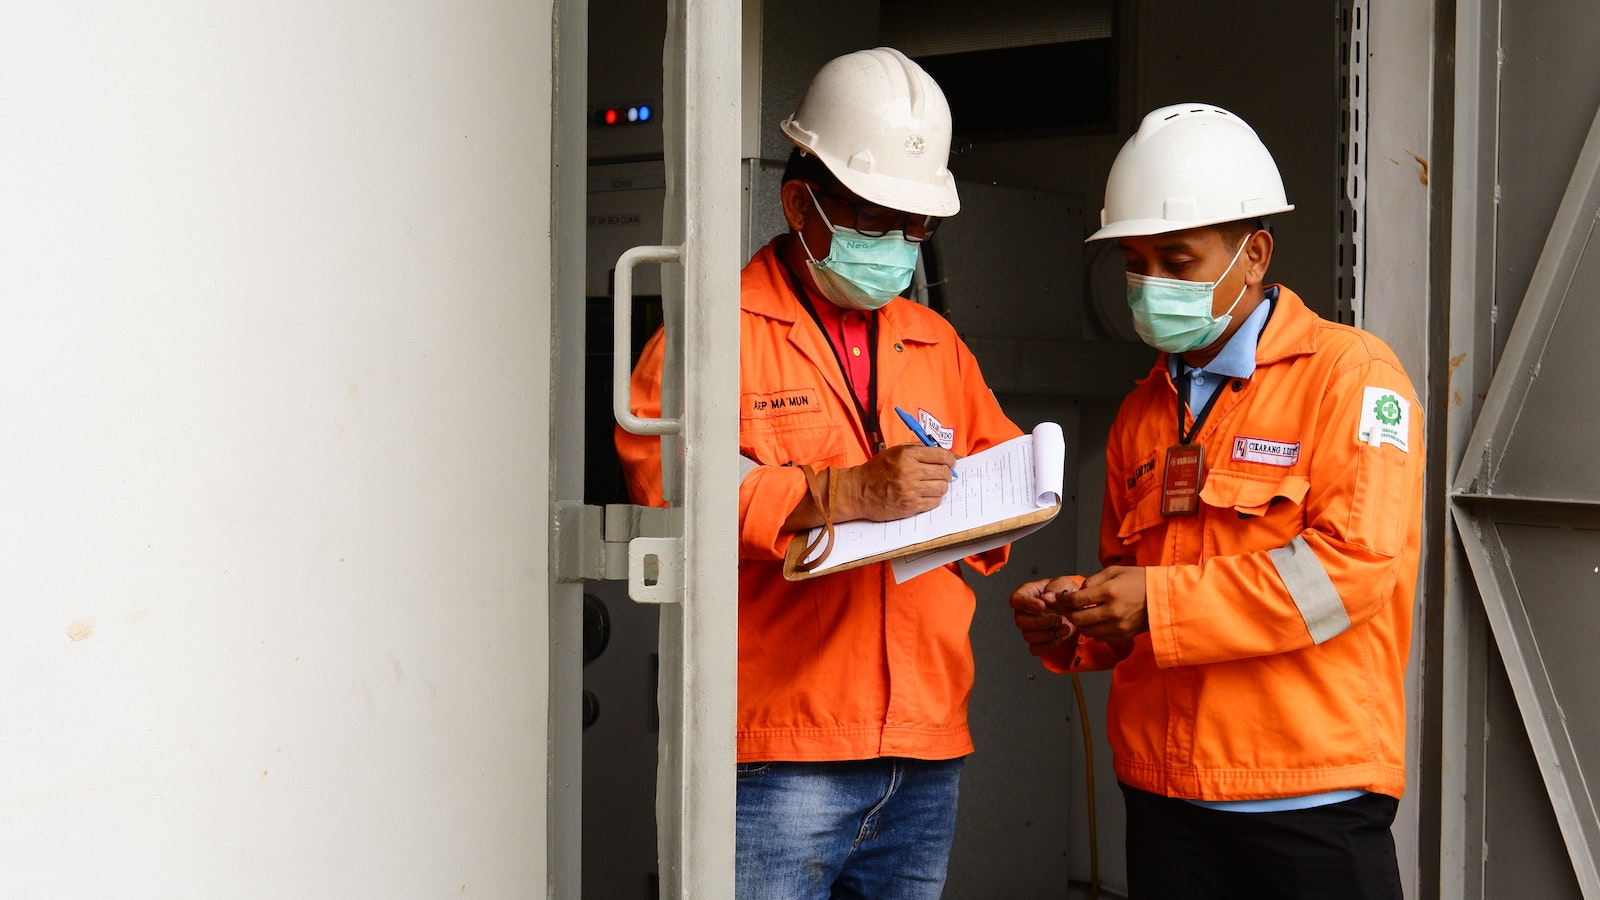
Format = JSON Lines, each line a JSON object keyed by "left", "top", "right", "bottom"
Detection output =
{"left": 832, "top": 442, "right": 958, "bottom": 522}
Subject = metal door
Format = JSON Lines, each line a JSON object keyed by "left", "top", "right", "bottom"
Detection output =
{"left": 549, "top": 1, "right": 741, "bottom": 896}
{"left": 609, "top": 1, "right": 743, "bottom": 897}
{"left": 1448, "top": 0, "right": 1600, "bottom": 896}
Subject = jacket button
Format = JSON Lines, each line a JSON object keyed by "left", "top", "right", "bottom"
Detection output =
{"left": 1231, "top": 380, "right": 1244, "bottom": 392}
{"left": 894, "top": 343, "right": 904, "bottom": 352}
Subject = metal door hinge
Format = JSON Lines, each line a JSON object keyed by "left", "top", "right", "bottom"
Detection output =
{"left": 553, "top": 502, "right": 681, "bottom": 594}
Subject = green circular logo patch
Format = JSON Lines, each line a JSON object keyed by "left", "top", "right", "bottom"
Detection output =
{"left": 1373, "top": 394, "right": 1402, "bottom": 426}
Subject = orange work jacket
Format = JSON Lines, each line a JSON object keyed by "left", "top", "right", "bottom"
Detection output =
{"left": 616, "top": 238, "right": 1022, "bottom": 763}
{"left": 1045, "top": 287, "right": 1423, "bottom": 801}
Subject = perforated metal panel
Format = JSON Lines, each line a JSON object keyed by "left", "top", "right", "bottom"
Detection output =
{"left": 1334, "top": 0, "right": 1366, "bottom": 325}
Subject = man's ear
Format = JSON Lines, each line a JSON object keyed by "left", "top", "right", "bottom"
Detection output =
{"left": 1243, "top": 229, "right": 1274, "bottom": 285}
{"left": 780, "top": 180, "right": 811, "bottom": 233}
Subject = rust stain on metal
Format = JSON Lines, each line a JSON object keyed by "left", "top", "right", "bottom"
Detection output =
{"left": 1410, "top": 152, "right": 1429, "bottom": 186}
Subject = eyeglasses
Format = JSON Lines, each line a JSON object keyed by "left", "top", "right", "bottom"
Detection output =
{"left": 808, "top": 183, "right": 942, "bottom": 243}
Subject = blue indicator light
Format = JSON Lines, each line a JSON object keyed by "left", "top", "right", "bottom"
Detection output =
{"left": 638, "top": 105, "right": 652, "bottom": 122}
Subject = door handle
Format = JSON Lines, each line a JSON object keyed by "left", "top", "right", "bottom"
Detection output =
{"left": 613, "top": 244, "right": 683, "bottom": 436}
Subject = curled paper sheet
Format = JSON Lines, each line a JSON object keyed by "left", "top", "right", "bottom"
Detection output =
{"left": 890, "top": 421, "right": 1066, "bottom": 582}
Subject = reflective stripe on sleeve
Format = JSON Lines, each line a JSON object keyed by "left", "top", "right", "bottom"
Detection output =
{"left": 738, "top": 455, "right": 760, "bottom": 483}
{"left": 1268, "top": 535, "right": 1352, "bottom": 644}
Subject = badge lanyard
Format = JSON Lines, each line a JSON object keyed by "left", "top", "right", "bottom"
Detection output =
{"left": 1161, "top": 369, "right": 1224, "bottom": 517}
{"left": 784, "top": 259, "right": 882, "bottom": 450}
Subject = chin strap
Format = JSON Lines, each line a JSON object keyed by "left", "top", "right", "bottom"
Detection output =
{"left": 793, "top": 464, "right": 838, "bottom": 573}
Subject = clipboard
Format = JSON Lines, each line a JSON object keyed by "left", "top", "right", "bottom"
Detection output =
{"left": 781, "top": 422, "right": 1067, "bottom": 583}
{"left": 782, "top": 501, "right": 1060, "bottom": 581}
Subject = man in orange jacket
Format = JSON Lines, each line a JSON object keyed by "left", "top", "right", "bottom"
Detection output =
{"left": 1010, "top": 104, "right": 1424, "bottom": 899}
{"left": 616, "top": 48, "right": 1021, "bottom": 898}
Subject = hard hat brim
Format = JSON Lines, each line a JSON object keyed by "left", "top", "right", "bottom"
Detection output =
{"left": 1086, "top": 205, "right": 1295, "bottom": 243}
{"left": 830, "top": 166, "right": 961, "bottom": 219}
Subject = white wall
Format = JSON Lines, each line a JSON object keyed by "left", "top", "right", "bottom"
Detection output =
{"left": 0, "top": 3, "right": 552, "bottom": 896}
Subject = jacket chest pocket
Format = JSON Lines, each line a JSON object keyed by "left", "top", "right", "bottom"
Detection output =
{"left": 741, "top": 387, "right": 854, "bottom": 468}
{"left": 1117, "top": 467, "right": 1311, "bottom": 553}
{"left": 1200, "top": 469, "right": 1310, "bottom": 528}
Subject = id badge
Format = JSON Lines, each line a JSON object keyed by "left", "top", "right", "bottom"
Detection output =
{"left": 1161, "top": 443, "right": 1205, "bottom": 516}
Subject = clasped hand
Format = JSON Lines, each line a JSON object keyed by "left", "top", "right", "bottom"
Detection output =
{"left": 1008, "top": 566, "right": 1150, "bottom": 656}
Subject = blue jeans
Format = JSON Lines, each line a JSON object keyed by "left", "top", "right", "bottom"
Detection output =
{"left": 735, "top": 757, "right": 965, "bottom": 900}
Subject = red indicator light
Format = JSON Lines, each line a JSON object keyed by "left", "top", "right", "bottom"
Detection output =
{"left": 604, "top": 108, "right": 618, "bottom": 125}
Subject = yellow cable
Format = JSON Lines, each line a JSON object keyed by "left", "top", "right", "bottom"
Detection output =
{"left": 1072, "top": 671, "right": 1099, "bottom": 900}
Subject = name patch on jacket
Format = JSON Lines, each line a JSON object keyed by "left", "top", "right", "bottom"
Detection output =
{"left": 1125, "top": 452, "right": 1157, "bottom": 491}
{"left": 747, "top": 389, "right": 821, "bottom": 416}
{"left": 1231, "top": 436, "right": 1301, "bottom": 467}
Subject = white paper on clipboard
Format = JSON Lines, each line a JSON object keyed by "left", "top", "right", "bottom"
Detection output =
{"left": 888, "top": 421, "right": 1066, "bottom": 582}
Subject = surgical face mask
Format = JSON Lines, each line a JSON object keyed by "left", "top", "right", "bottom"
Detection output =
{"left": 1125, "top": 236, "right": 1251, "bottom": 354}
{"left": 798, "top": 184, "right": 919, "bottom": 311}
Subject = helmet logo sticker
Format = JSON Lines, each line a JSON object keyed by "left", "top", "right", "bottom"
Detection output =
{"left": 903, "top": 134, "right": 926, "bottom": 158}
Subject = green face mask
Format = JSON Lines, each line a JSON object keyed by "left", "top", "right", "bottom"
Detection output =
{"left": 1125, "top": 236, "right": 1250, "bottom": 353}
{"left": 799, "top": 184, "right": 920, "bottom": 311}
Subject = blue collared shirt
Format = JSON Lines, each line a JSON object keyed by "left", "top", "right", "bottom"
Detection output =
{"left": 1168, "top": 286, "right": 1277, "bottom": 411}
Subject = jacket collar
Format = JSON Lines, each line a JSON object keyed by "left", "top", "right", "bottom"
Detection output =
{"left": 1251, "top": 285, "right": 1320, "bottom": 366}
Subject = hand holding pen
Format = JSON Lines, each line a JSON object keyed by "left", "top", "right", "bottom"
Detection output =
{"left": 787, "top": 406, "right": 959, "bottom": 530}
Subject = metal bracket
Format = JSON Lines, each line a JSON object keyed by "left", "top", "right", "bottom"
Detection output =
{"left": 552, "top": 501, "right": 604, "bottom": 584}
{"left": 627, "top": 536, "right": 684, "bottom": 604}
{"left": 553, "top": 501, "right": 680, "bottom": 588}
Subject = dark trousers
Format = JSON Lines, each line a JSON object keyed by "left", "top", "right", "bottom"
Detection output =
{"left": 1121, "top": 783, "right": 1404, "bottom": 900}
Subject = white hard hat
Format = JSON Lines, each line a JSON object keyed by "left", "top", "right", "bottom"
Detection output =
{"left": 780, "top": 47, "right": 960, "bottom": 217}
{"left": 1089, "top": 103, "right": 1294, "bottom": 241}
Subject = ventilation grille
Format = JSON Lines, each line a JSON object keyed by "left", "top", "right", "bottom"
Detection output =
{"left": 1335, "top": 0, "right": 1368, "bottom": 326}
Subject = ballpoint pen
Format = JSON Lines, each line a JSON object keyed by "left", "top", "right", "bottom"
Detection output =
{"left": 894, "top": 406, "right": 957, "bottom": 477}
